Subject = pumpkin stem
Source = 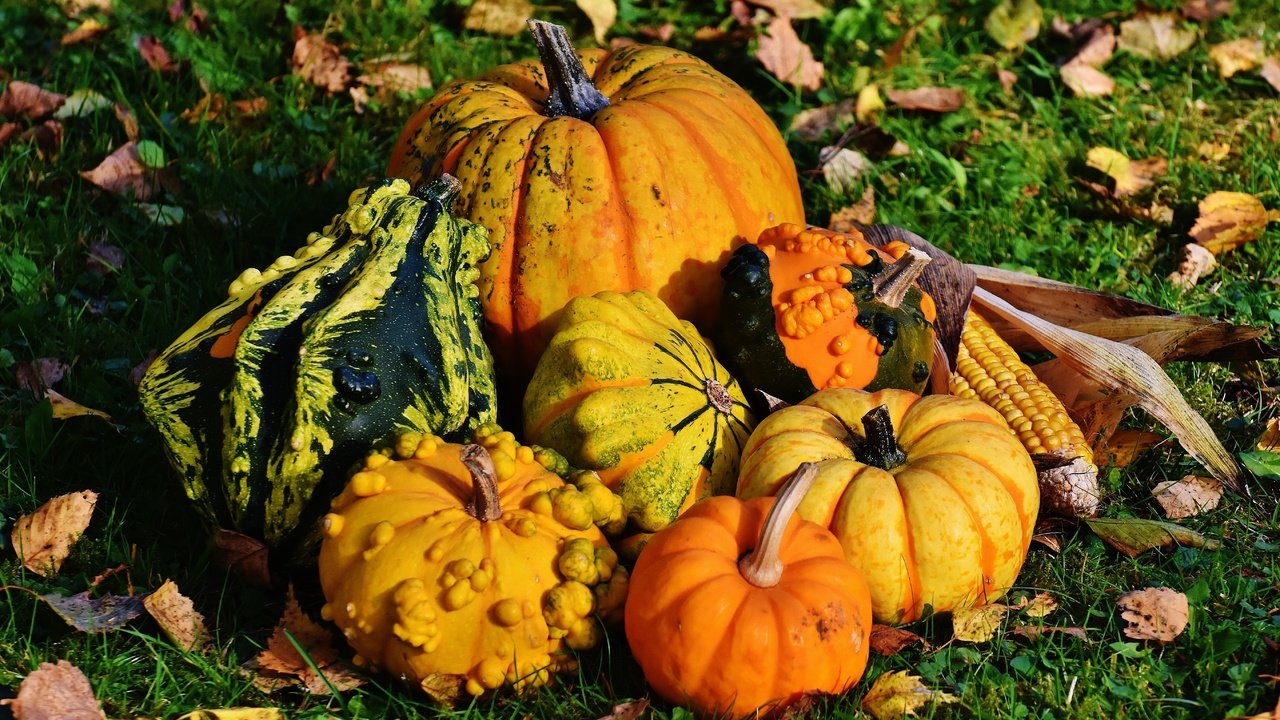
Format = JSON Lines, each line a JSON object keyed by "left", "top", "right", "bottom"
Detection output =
{"left": 704, "top": 378, "right": 734, "bottom": 414}
{"left": 853, "top": 405, "right": 908, "bottom": 470}
{"left": 527, "top": 20, "right": 611, "bottom": 120}
{"left": 739, "top": 462, "right": 819, "bottom": 588}
{"left": 415, "top": 173, "right": 463, "bottom": 210}
{"left": 461, "top": 444, "right": 503, "bottom": 522}
{"left": 872, "top": 247, "right": 931, "bottom": 308}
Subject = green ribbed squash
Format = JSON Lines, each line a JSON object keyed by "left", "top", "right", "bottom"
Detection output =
{"left": 522, "top": 290, "right": 756, "bottom": 535}
{"left": 139, "top": 176, "right": 497, "bottom": 557}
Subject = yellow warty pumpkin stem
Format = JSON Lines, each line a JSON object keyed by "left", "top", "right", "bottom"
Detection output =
{"left": 949, "top": 310, "right": 1100, "bottom": 517}
{"left": 739, "top": 462, "right": 819, "bottom": 588}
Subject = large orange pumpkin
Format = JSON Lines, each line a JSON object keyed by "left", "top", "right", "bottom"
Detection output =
{"left": 387, "top": 21, "right": 805, "bottom": 385}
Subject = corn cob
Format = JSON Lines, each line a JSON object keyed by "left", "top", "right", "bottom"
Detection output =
{"left": 950, "top": 310, "right": 1099, "bottom": 518}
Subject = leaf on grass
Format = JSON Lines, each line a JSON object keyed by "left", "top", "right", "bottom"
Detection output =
{"left": 1197, "top": 141, "right": 1231, "bottom": 161}
{"left": 789, "top": 99, "right": 853, "bottom": 141}
{"left": 860, "top": 671, "right": 958, "bottom": 719}
{"left": 45, "top": 389, "right": 112, "bottom": 423}
{"left": 177, "top": 711, "right": 286, "bottom": 720}
{"left": 985, "top": 0, "right": 1043, "bottom": 50}
{"left": 40, "top": 590, "right": 146, "bottom": 633}
{"left": 251, "top": 587, "right": 366, "bottom": 694}
{"left": 1167, "top": 243, "right": 1216, "bottom": 289}
{"left": 1073, "top": 24, "right": 1117, "bottom": 67}
{"left": 756, "top": 16, "right": 824, "bottom": 91}
{"left": 1102, "top": 430, "right": 1165, "bottom": 468}
{"left": 596, "top": 698, "right": 650, "bottom": 720}
{"left": 80, "top": 142, "right": 162, "bottom": 201}
{"left": 1262, "top": 57, "right": 1280, "bottom": 91}
{"left": 1061, "top": 61, "right": 1115, "bottom": 96}
{"left": 12, "top": 491, "right": 98, "bottom": 576}
{"left": 15, "top": 358, "right": 69, "bottom": 396}
{"left": 113, "top": 103, "right": 139, "bottom": 141}
{"left": 885, "top": 86, "right": 964, "bottom": 112}
{"left": 180, "top": 91, "right": 225, "bottom": 123}
{"left": 998, "top": 69, "right": 1017, "bottom": 94}
{"left": 128, "top": 351, "right": 158, "bottom": 388}
{"left": 357, "top": 61, "right": 432, "bottom": 96}
{"left": 869, "top": 624, "right": 927, "bottom": 656}
{"left": 56, "top": 0, "right": 111, "bottom": 17}
{"left": 136, "top": 36, "right": 177, "bottom": 73}
{"left": 53, "top": 89, "right": 112, "bottom": 119}
{"left": 1085, "top": 147, "right": 1166, "bottom": 198}
{"left": 0, "top": 81, "right": 67, "bottom": 120}
{"left": 1151, "top": 475, "right": 1222, "bottom": 519}
{"left": 144, "top": 579, "right": 208, "bottom": 651}
{"left": 464, "top": 0, "right": 534, "bottom": 36}
{"left": 1117, "top": 13, "right": 1198, "bottom": 60}
{"left": 0, "top": 123, "right": 19, "bottom": 146}
{"left": 1025, "top": 592, "right": 1058, "bottom": 618}
{"left": 61, "top": 19, "right": 108, "bottom": 46}
{"left": 576, "top": 0, "right": 618, "bottom": 45}
{"left": 1181, "top": 0, "right": 1232, "bottom": 22}
{"left": 233, "top": 97, "right": 269, "bottom": 117}
{"left": 1259, "top": 418, "right": 1280, "bottom": 451}
{"left": 1189, "top": 191, "right": 1280, "bottom": 254}
{"left": 750, "top": 0, "right": 827, "bottom": 19}
{"left": 855, "top": 83, "right": 885, "bottom": 123}
{"left": 952, "top": 604, "right": 1009, "bottom": 643}
{"left": 819, "top": 147, "right": 871, "bottom": 196}
{"left": 1086, "top": 517, "right": 1220, "bottom": 557}
{"left": 1009, "top": 624, "right": 1087, "bottom": 641}
{"left": 1209, "top": 38, "right": 1264, "bottom": 78}
{"left": 290, "top": 28, "right": 352, "bottom": 93}
{"left": 829, "top": 186, "right": 877, "bottom": 230}
{"left": 0, "top": 660, "right": 106, "bottom": 720}
{"left": 1116, "top": 587, "right": 1188, "bottom": 642}
{"left": 212, "top": 529, "right": 271, "bottom": 587}
{"left": 1240, "top": 450, "right": 1280, "bottom": 480}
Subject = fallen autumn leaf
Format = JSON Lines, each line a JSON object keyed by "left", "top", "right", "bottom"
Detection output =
{"left": 463, "top": 0, "right": 535, "bottom": 36}
{"left": 1116, "top": 586, "right": 1189, "bottom": 642}
{"left": 885, "top": 86, "right": 964, "bottom": 112}
{"left": 1189, "top": 191, "right": 1280, "bottom": 254}
{"left": 1209, "top": 38, "right": 1264, "bottom": 78}
{"left": 860, "top": 671, "right": 958, "bottom": 719}
{"left": 290, "top": 28, "right": 352, "bottom": 93}
{"left": 1117, "top": 12, "right": 1198, "bottom": 60}
{"left": 755, "top": 16, "right": 824, "bottom": 91}
{"left": 1151, "top": 475, "right": 1223, "bottom": 518}
{"left": 951, "top": 603, "right": 1009, "bottom": 643}
{"left": 1085, "top": 147, "right": 1167, "bottom": 197}
{"left": 0, "top": 81, "right": 67, "bottom": 119}
{"left": 144, "top": 579, "right": 208, "bottom": 651}
{"left": 0, "top": 660, "right": 106, "bottom": 720}
{"left": 12, "top": 491, "right": 98, "bottom": 576}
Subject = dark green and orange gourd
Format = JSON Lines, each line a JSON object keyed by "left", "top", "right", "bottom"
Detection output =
{"left": 715, "top": 223, "right": 937, "bottom": 405}
{"left": 387, "top": 21, "right": 805, "bottom": 388}
{"left": 138, "top": 177, "right": 498, "bottom": 556}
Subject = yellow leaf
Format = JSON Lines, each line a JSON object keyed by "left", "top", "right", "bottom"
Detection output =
{"left": 463, "top": 0, "right": 534, "bottom": 36}
{"left": 1025, "top": 591, "right": 1058, "bottom": 618}
{"left": 45, "top": 389, "right": 112, "bottom": 423}
{"left": 576, "top": 0, "right": 617, "bottom": 45}
{"left": 1209, "top": 37, "right": 1264, "bottom": 78}
{"left": 12, "top": 490, "right": 98, "bottom": 576}
{"left": 1189, "top": 191, "right": 1280, "bottom": 254}
{"left": 985, "top": 0, "right": 1043, "bottom": 50}
{"left": 855, "top": 83, "right": 884, "bottom": 123}
{"left": 144, "top": 580, "right": 208, "bottom": 651}
{"left": 177, "top": 710, "right": 286, "bottom": 720}
{"left": 952, "top": 604, "right": 1009, "bottom": 642}
{"left": 1086, "top": 147, "right": 1167, "bottom": 197}
{"left": 860, "top": 671, "right": 958, "bottom": 719}
{"left": 1118, "top": 12, "right": 1198, "bottom": 60}
{"left": 1258, "top": 417, "right": 1280, "bottom": 451}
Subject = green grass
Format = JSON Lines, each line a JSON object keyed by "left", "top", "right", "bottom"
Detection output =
{"left": 2, "top": 0, "right": 1278, "bottom": 717}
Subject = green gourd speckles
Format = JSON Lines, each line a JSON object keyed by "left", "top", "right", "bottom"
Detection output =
{"left": 139, "top": 176, "right": 497, "bottom": 559}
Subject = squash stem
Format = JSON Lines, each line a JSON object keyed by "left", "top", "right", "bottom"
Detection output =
{"left": 527, "top": 20, "right": 610, "bottom": 119}
{"left": 872, "top": 247, "right": 931, "bottom": 308}
{"left": 704, "top": 378, "right": 733, "bottom": 414}
{"left": 853, "top": 405, "right": 908, "bottom": 470}
{"left": 739, "top": 462, "right": 819, "bottom": 588}
{"left": 461, "top": 444, "right": 503, "bottom": 522}
{"left": 416, "top": 173, "right": 463, "bottom": 209}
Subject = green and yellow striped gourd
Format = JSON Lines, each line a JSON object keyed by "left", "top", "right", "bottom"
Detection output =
{"left": 139, "top": 176, "right": 497, "bottom": 558}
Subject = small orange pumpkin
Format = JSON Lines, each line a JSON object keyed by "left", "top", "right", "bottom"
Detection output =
{"left": 625, "top": 463, "right": 872, "bottom": 718}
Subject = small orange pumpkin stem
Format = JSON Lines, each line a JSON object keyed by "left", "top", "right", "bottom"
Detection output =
{"left": 873, "top": 247, "right": 932, "bottom": 308}
{"left": 853, "top": 405, "right": 907, "bottom": 470}
{"left": 739, "top": 462, "right": 820, "bottom": 588}
{"left": 461, "top": 444, "right": 503, "bottom": 521}
{"left": 527, "top": 20, "right": 610, "bottom": 120}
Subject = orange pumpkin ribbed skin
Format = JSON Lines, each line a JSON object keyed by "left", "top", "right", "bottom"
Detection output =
{"left": 736, "top": 388, "right": 1039, "bottom": 625}
{"left": 387, "top": 40, "right": 805, "bottom": 384}
{"left": 625, "top": 493, "right": 872, "bottom": 718}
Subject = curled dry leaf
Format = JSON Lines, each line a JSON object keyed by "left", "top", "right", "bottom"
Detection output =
{"left": 113, "top": 103, "right": 139, "bottom": 141}
{"left": 860, "top": 671, "right": 958, "bottom": 719}
{"left": 756, "top": 16, "right": 824, "bottom": 91}
{"left": 212, "top": 529, "right": 271, "bottom": 586}
{"left": 575, "top": 0, "right": 617, "bottom": 45}
{"left": 15, "top": 358, "right": 69, "bottom": 396}
{"left": 61, "top": 18, "right": 108, "bottom": 46}
{"left": 885, "top": 86, "right": 964, "bottom": 112}
{"left": 1085, "top": 147, "right": 1167, "bottom": 198}
{"left": 136, "top": 36, "right": 177, "bottom": 72}
{"left": 40, "top": 590, "right": 146, "bottom": 633}
{"left": 985, "top": 0, "right": 1043, "bottom": 50}
{"left": 0, "top": 660, "right": 106, "bottom": 720}
{"left": 1152, "top": 475, "right": 1223, "bottom": 519}
{"left": 1072, "top": 24, "right": 1117, "bottom": 67}
{"left": 998, "top": 69, "right": 1017, "bottom": 94}
{"left": 290, "top": 28, "right": 351, "bottom": 93}
{"left": 80, "top": 141, "right": 159, "bottom": 201}
{"left": 1025, "top": 592, "right": 1058, "bottom": 618}
{"left": 819, "top": 147, "right": 871, "bottom": 196}
{"left": 144, "top": 580, "right": 208, "bottom": 651}
{"left": 1085, "top": 517, "right": 1219, "bottom": 557}
{"left": 251, "top": 587, "right": 366, "bottom": 695}
{"left": 1189, "top": 191, "right": 1280, "bottom": 254}
{"left": 0, "top": 81, "right": 67, "bottom": 119}
{"left": 464, "top": 0, "right": 534, "bottom": 36}
{"left": 1117, "top": 13, "right": 1198, "bottom": 60}
{"left": 869, "top": 624, "right": 927, "bottom": 656}
{"left": 1259, "top": 417, "right": 1280, "bottom": 451}
{"left": 12, "top": 491, "right": 98, "bottom": 576}
{"left": 45, "top": 389, "right": 112, "bottom": 423}
{"left": 952, "top": 604, "right": 1009, "bottom": 643}
{"left": 1167, "top": 242, "right": 1217, "bottom": 289}
{"left": 1197, "top": 141, "right": 1231, "bottom": 161}
{"left": 1116, "top": 587, "right": 1189, "bottom": 642}
{"left": 1209, "top": 38, "right": 1264, "bottom": 78}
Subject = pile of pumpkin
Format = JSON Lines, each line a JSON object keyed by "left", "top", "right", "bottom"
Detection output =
{"left": 138, "top": 20, "right": 1183, "bottom": 718}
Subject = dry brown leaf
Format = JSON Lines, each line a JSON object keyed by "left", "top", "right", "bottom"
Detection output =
{"left": 1151, "top": 475, "right": 1223, "bottom": 519}
{"left": 596, "top": 698, "right": 650, "bottom": 720}
{"left": 1262, "top": 57, "right": 1280, "bottom": 91}
{"left": 1009, "top": 624, "right": 1087, "bottom": 641}
{"left": 357, "top": 62, "right": 432, "bottom": 96}
{"left": 1117, "top": 587, "right": 1189, "bottom": 642}
{"left": 61, "top": 19, "right": 109, "bottom": 46}
{"left": 1061, "top": 61, "right": 1115, "bottom": 96}
{"left": 233, "top": 97, "right": 268, "bottom": 117}
{"left": 348, "top": 85, "right": 370, "bottom": 114}
{"left": 886, "top": 86, "right": 964, "bottom": 112}
{"left": 180, "top": 92, "right": 225, "bottom": 123}
{"left": 0, "top": 81, "right": 67, "bottom": 120}
{"left": 860, "top": 671, "right": 958, "bottom": 719}
{"left": 136, "top": 36, "right": 177, "bottom": 72}
{"left": 1181, "top": 0, "right": 1233, "bottom": 22}
{"left": 749, "top": 0, "right": 827, "bottom": 19}
{"left": 15, "top": 358, "right": 69, "bottom": 396}
{"left": 952, "top": 604, "right": 1009, "bottom": 643}
{"left": 12, "top": 491, "right": 98, "bottom": 576}
{"left": 39, "top": 590, "right": 146, "bottom": 633}
{"left": 57, "top": 0, "right": 111, "bottom": 17}
{"left": 86, "top": 238, "right": 124, "bottom": 275}
{"left": 829, "top": 186, "right": 876, "bottom": 230}
{"left": 998, "top": 69, "right": 1017, "bottom": 94}
{"left": 756, "top": 16, "right": 824, "bottom": 91}
{"left": 819, "top": 147, "right": 871, "bottom": 195}
{"left": 1072, "top": 24, "right": 1117, "bottom": 67}
{"left": 0, "top": 122, "right": 19, "bottom": 146}
{"left": 144, "top": 580, "right": 208, "bottom": 651}
{"left": 113, "top": 103, "right": 139, "bottom": 141}
{"left": 1189, "top": 191, "right": 1280, "bottom": 254}
{"left": 128, "top": 351, "right": 158, "bottom": 388}
{"left": 1118, "top": 13, "right": 1198, "bottom": 60}
{"left": 290, "top": 28, "right": 351, "bottom": 93}
{"left": 577, "top": 0, "right": 618, "bottom": 45}
{"left": 1085, "top": 147, "right": 1167, "bottom": 198}
{"left": 463, "top": 0, "right": 534, "bottom": 36}
{"left": 80, "top": 142, "right": 159, "bottom": 200}
{"left": 250, "top": 587, "right": 366, "bottom": 694}
{"left": 984, "top": 0, "right": 1043, "bottom": 50}
{"left": 1025, "top": 592, "right": 1058, "bottom": 618}
{"left": 1259, "top": 417, "right": 1280, "bottom": 451}
{"left": 1103, "top": 429, "right": 1166, "bottom": 468}
{"left": 45, "top": 389, "right": 112, "bottom": 423}
{"left": 0, "top": 660, "right": 106, "bottom": 720}
{"left": 177, "top": 711, "right": 286, "bottom": 720}
{"left": 1167, "top": 242, "right": 1216, "bottom": 289}
{"left": 789, "top": 99, "right": 853, "bottom": 141}
{"left": 869, "top": 624, "right": 927, "bottom": 656}
{"left": 1210, "top": 38, "right": 1264, "bottom": 78}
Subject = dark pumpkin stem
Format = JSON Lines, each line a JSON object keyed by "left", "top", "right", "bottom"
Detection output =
{"left": 417, "top": 173, "right": 463, "bottom": 210}
{"left": 873, "top": 248, "right": 931, "bottom": 308}
{"left": 853, "top": 405, "right": 908, "bottom": 470}
{"left": 739, "top": 462, "right": 819, "bottom": 588}
{"left": 705, "top": 378, "right": 733, "bottom": 414}
{"left": 527, "top": 20, "right": 610, "bottom": 119}
{"left": 461, "top": 444, "right": 503, "bottom": 522}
